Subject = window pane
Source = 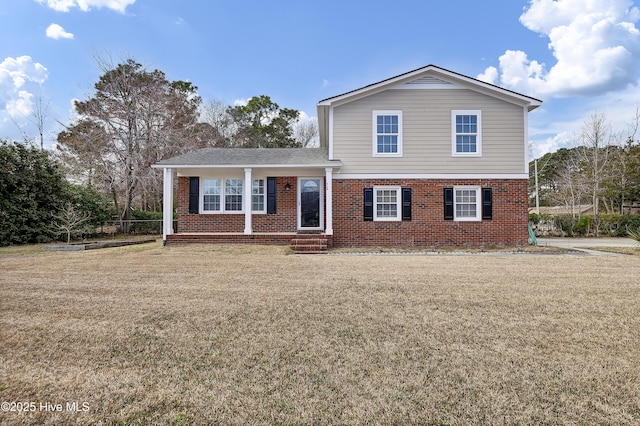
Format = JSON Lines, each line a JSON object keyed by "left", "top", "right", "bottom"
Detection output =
{"left": 252, "top": 179, "right": 264, "bottom": 211}
{"left": 456, "top": 115, "right": 477, "bottom": 134}
{"left": 375, "top": 189, "right": 398, "bottom": 218}
{"left": 203, "top": 195, "right": 220, "bottom": 211}
{"left": 456, "top": 135, "right": 476, "bottom": 153}
{"left": 203, "top": 179, "right": 221, "bottom": 195}
{"left": 203, "top": 179, "right": 221, "bottom": 211}
{"left": 455, "top": 189, "right": 477, "bottom": 218}
{"left": 377, "top": 135, "right": 398, "bottom": 153}
{"left": 377, "top": 115, "right": 398, "bottom": 134}
{"left": 225, "top": 179, "right": 243, "bottom": 211}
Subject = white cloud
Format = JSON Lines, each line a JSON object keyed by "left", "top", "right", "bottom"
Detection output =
{"left": 476, "top": 66, "right": 498, "bottom": 85}
{"left": 46, "top": 23, "right": 74, "bottom": 40}
{"left": 0, "top": 56, "right": 48, "bottom": 121}
{"left": 35, "top": 0, "right": 136, "bottom": 13}
{"left": 233, "top": 98, "right": 248, "bottom": 107}
{"left": 480, "top": 0, "right": 640, "bottom": 98}
{"left": 0, "top": 56, "right": 48, "bottom": 89}
{"left": 530, "top": 131, "right": 573, "bottom": 159}
{"left": 6, "top": 91, "right": 34, "bottom": 118}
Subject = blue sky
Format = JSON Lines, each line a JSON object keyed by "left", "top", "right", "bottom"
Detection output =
{"left": 1, "top": 0, "right": 640, "bottom": 158}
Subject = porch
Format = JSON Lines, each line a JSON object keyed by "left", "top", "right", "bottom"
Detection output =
{"left": 152, "top": 148, "right": 342, "bottom": 250}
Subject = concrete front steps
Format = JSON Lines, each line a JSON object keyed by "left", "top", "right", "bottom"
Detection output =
{"left": 290, "top": 232, "right": 330, "bottom": 254}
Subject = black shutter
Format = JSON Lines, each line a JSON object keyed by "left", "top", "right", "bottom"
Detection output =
{"left": 443, "top": 188, "right": 454, "bottom": 220}
{"left": 363, "top": 188, "right": 374, "bottom": 221}
{"left": 482, "top": 188, "right": 493, "bottom": 220}
{"left": 188, "top": 177, "right": 199, "bottom": 214}
{"left": 267, "top": 177, "right": 277, "bottom": 214}
{"left": 402, "top": 188, "right": 412, "bottom": 221}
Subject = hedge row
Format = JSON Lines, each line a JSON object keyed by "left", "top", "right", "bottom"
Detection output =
{"left": 529, "top": 213, "right": 640, "bottom": 237}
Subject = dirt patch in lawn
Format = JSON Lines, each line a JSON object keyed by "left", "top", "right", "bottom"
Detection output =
{"left": 1, "top": 243, "right": 639, "bottom": 424}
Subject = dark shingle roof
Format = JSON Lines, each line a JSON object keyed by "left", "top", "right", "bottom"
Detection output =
{"left": 154, "top": 148, "right": 340, "bottom": 168}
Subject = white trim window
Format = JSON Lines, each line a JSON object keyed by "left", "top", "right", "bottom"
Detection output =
{"left": 373, "top": 110, "right": 403, "bottom": 157}
{"left": 252, "top": 179, "right": 265, "bottom": 213}
{"left": 374, "top": 186, "right": 401, "bottom": 221}
{"left": 224, "top": 179, "right": 243, "bottom": 211}
{"left": 203, "top": 179, "right": 221, "bottom": 212}
{"left": 452, "top": 110, "right": 482, "bottom": 157}
{"left": 454, "top": 186, "right": 481, "bottom": 221}
{"left": 202, "top": 178, "right": 246, "bottom": 213}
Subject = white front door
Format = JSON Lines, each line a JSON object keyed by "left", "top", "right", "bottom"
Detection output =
{"left": 298, "top": 178, "right": 323, "bottom": 230}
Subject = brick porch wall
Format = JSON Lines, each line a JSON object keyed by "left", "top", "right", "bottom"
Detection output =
{"left": 332, "top": 178, "right": 529, "bottom": 248}
{"left": 176, "top": 176, "right": 298, "bottom": 233}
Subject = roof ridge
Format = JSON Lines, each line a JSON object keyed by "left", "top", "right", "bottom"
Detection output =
{"left": 317, "top": 64, "right": 542, "bottom": 106}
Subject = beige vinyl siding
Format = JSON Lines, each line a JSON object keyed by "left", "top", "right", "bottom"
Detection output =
{"left": 332, "top": 89, "right": 527, "bottom": 174}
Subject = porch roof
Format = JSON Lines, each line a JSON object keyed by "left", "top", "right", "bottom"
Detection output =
{"left": 153, "top": 148, "right": 341, "bottom": 169}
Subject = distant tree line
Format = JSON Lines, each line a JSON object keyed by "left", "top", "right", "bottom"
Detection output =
{"left": 1, "top": 57, "right": 318, "bottom": 243}
{"left": 529, "top": 112, "right": 640, "bottom": 235}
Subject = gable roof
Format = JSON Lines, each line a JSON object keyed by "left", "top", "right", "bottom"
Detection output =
{"left": 317, "top": 64, "right": 542, "bottom": 111}
{"left": 152, "top": 148, "right": 341, "bottom": 169}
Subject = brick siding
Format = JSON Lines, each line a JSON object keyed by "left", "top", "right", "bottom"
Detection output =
{"left": 176, "top": 176, "right": 298, "bottom": 233}
{"left": 332, "top": 178, "right": 528, "bottom": 247}
{"left": 175, "top": 176, "right": 528, "bottom": 248}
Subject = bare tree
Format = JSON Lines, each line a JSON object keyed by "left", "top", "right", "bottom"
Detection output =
{"left": 52, "top": 203, "right": 92, "bottom": 244}
{"left": 548, "top": 153, "right": 589, "bottom": 218}
{"left": 30, "top": 92, "right": 50, "bottom": 150}
{"left": 575, "top": 113, "right": 613, "bottom": 235}
{"left": 9, "top": 90, "right": 51, "bottom": 149}
{"left": 293, "top": 117, "right": 319, "bottom": 147}
{"left": 199, "top": 99, "right": 234, "bottom": 147}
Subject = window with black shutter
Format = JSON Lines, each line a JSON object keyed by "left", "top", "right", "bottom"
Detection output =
{"left": 363, "top": 188, "right": 374, "bottom": 221}
{"left": 188, "top": 177, "right": 199, "bottom": 214}
{"left": 267, "top": 177, "right": 277, "bottom": 214}
{"left": 443, "top": 188, "right": 454, "bottom": 220}
{"left": 402, "top": 188, "right": 412, "bottom": 221}
{"left": 482, "top": 188, "right": 493, "bottom": 220}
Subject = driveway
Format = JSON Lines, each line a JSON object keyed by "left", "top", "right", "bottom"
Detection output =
{"left": 536, "top": 237, "right": 637, "bottom": 255}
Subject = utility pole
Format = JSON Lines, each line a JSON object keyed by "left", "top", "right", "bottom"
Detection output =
{"left": 534, "top": 158, "right": 540, "bottom": 214}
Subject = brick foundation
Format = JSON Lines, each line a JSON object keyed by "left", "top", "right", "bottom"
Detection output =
{"left": 167, "top": 233, "right": 295, "bottom": 245}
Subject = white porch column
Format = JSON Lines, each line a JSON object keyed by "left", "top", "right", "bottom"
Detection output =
{"left": 325, "top": 167, "right": 333, "bottom": 235}
{"left": 162, "top": 167, "right": 173, "bottom": 245}
{"left": 244, "top": 168, "right": 252, "bottom": 235}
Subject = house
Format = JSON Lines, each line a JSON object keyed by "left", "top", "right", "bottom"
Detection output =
{"left": 153, "top": 65, "right": 542, "bottom": 250}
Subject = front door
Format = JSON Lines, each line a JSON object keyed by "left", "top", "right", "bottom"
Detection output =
{"left": 298, "top": 178, "right": 323, "bottom": 230}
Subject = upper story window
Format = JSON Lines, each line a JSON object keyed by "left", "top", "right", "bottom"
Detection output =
{"left": 452, "top": 110, "right": 482, "bottom": 157}
{"left": 373, "top": 110, "right": 403, "bottom": 157}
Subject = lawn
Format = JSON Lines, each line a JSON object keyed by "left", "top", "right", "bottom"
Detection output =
{"left": 1, "top": 243, "right": 639, "bottom": 425}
